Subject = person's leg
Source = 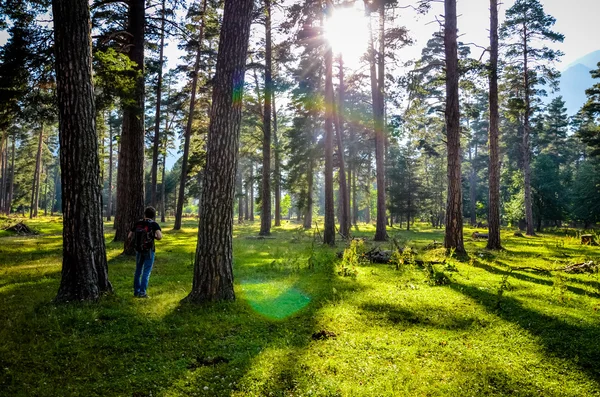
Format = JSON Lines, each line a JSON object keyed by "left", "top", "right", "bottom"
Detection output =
{"left": 133, "top": 252, "right": 143, "bottom": 296}
{"left": 139, "top": 251, "right": 155, "bottom": 297}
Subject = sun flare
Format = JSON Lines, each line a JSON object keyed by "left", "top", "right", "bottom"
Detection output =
{"left": 324, "top": 5, "right": 370, "bottom": 67}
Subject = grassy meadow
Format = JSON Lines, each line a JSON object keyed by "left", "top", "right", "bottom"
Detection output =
{"left": 1, "top": 217, "right": 600, "bottom": 396}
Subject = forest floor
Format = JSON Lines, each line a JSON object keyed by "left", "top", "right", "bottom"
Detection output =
{"left": 1, "top": 217, "right": 600, "bottom": 396}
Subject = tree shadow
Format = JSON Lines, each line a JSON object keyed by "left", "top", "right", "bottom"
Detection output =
{"left": 359, "top": 302, "right": 486, "bottom": 331}
{"left": 449, "top": 281, "right": 600, "bottom": 384}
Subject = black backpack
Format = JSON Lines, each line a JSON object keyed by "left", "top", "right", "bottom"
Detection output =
{"left": 133, "top": 219, "right": 154, "bottom": 253}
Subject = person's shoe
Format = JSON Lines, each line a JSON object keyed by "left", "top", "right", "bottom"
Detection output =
{"left": 138, "top": 294, "right": 149, "bottom": 299}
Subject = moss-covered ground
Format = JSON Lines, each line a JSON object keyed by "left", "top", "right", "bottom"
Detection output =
{"left": 1, "top": 217, "right": 600, "bottom": 396}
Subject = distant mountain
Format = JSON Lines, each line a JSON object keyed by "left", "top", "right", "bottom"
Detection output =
{"left": 564, "top": 50, "right": 600, "bottom": 71}
{"left": 550, "top": 51, "right": 600, "bottom": 116}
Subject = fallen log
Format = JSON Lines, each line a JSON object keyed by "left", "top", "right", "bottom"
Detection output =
{"left": 564, "top": 261, "right": 598, "bottom": 274}
{"left": 472, "top": 232, "right": 489, "bottom": 240}
{"left": 3, "top": 221, "right": 37, "bottom": 235}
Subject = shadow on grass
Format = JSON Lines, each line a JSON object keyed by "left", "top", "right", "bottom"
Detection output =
{"left": 359, "top": 302, "right": 485, "bottom": 330}
{"left": 472, "top": 259, "right": 600, "bottom": 299}
{"left": 449, "top": 281, "right": 600, "bottom": 385}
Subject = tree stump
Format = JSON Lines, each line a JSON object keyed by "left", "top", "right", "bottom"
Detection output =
{"left": 581, "top": 234, "right": 598, "bottom": 246}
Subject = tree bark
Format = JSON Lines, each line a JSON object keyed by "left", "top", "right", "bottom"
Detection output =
{"left": 114, "top": 0, "right": 146, "bottom": 253}
{"left": 7, "top": 136, "right": 15, "bottom": 214}
{"left": 443, "top": 0, "right": 466, "bottom": 254}
{"left": 469, "top": 143, "right": 476, "bottom": 226}
{"left": 107, "top": 112, "right": 114, "bottom": 221}
{"left": 52, "top": 0, "right": 112, "bottom": 302}
{"left": 259, "top": 0, "right": 272, "bottom": 236}
{"left": 184, "top": 0, "right": 254, "bottom": 303}
{"left": 366, "top": 1, "right": 387, "bottom": 240}
{"left": 303, "top": 159, "right": 314, "bottom": 229}
{"left": 334, "top": 55, "right": 350, "bottom": 238}
{"left": 323, "top": 0, "right": 335, "bottom": 245}
{"left": 175, "top": 0, "right": 207, "bottom": 230}
{"left": 150, "top": 0, "right": 166, "bottom": 208}
{"left": 487, "top": 0, "right": 502, "bottom": 249}
{"left": 30, "top": 125, "right": 43, "bottom": 219}
{"left": 249, "top": 162, "right": 255, "bottom": 221}
{"left": 273, "top": 90, "right": 281, "bottom": 227}
{"left": 522, "top": 22, "right": 535, "bottom": 236}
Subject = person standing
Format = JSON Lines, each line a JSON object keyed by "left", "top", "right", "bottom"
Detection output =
{"left": 129, "top": 206, "right": 162, "bottom": 298}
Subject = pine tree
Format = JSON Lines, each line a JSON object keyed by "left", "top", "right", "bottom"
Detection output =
{"left": 501, "top": 0, "right": 564, "bottom": 236}
{"left": 52, "top": 0, "right": 112, "bottom": 302}
{"left": 443, "top": 0, "right": 465, "bottom": 254}
{"left": 184, "top": 0, "right": 254, "bottom": 303}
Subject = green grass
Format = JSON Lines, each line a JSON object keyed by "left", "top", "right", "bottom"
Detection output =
{"left": 1, "top": 217, "right": 600, "bottom": 396}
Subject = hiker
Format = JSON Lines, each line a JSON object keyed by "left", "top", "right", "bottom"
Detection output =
{"left": 128, "top": 206, "right": 163, "bottom": 298}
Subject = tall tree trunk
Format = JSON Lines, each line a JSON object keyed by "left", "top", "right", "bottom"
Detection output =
{"left": 237, "top": 167, "right": 243, "bottom": 224}
{"left": 365, "top": 151, "right": 372, "bottom": 224}
{"left": 273, "top": 90, "right": 281, "bottom": 227}
{"left": 443, "top": 0, "right": 465, "bottom": 254}
{"left": 150, "top": 0, "right": 166, "bottom": 208}
{"left": 352, "top": 165, "right": 358, "bottom": 225}
{"left": 30, "top": 125, "right": 43, "bottom": 219}
{"left": 43, "top": 165, "right": 49, "bottom": 215}
{"left": 52, "top": 0, "right": 112, "bottom": 302}
{"left": 160, "top": 148, "right": 167, "bottom": 223}
{"left": 51, "top": 163, "right": 59, "bottom": 216}
{"left": 469, "top": 143, "right": 476, "bottom": 226}
{"left": 7, "top": 136, "right": 15, "bottom": 214}
{"left": 334, "top": 55, "right": 350, "bottom": 238}
{"left": 249, "top": 162, "right": 255, "bottom": 221}
{"left": 487, "top": 0, "right": 502, "bottom": 248}
{"left": 0, "top": 135, "right": 6, "bottom": 213}
{"left": 323, "top": 0, "right": 335, "bottom": 245}
{"left": 107, "top": 113, "right": 114, "bottom": 221}
{"left": 365, "top": 1, "right": 387, "bottom": 240}
{"left": 259, "top": 0, "right": 272, "bottom": 236}
{"left": 184, "top": 0, "right": 254, "bottom": 303}
{"left": 522, "top": 23, "right": 535, "bottom": 236}
{"left": 303, "top": 159, "right": 314, "bottom": 229}
{"left": 114, "top": 0, "right": 146, "bottom": 253}
{"left": 175, "top": 0, "right": 208, "bottom": 230}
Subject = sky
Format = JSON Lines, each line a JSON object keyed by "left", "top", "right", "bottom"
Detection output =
{"left": 397, "top": 0, "right": 600, "bottom": 71}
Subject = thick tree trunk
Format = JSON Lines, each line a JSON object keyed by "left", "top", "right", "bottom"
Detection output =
{"left": 30, "top": 125, "right": 43, "bottom": 219}
{"left": 443, "top": 0, "right": 465, "bottom": 254}
{"left": 107, "top": 113, "right": 114, "bottom": 221}
{"left": 52, "top": 0, "right": 112, "bottom": 302}
{"left": 487, "top": 0, "right": 502, "bottom": 249}
{"left": 184, "top": 0, "right": 253, "bottom": 303}
{"left": 260, "top": 0, "right": 272, "bottom": 236}
{"left": 335, "top": 55, "right": 350, "bottom": 238}
{"left": 175, "top": 0, "right": 207, "bottom": 230}
{"left": 522, "top": 23, "right": 535, "bottom": 236}
{"left": 273, "top": 90, "right": 281, "bottom": 227}
{"left": 114, "top": 0, "right": 146, "bottom": 253}
{"left": 323, "top": 0, "right": 335, "bottom": 245}
{"left": 150, "top": 0, "right": 166, "bottom": 208}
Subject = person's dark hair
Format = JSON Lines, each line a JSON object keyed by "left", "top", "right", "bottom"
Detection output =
{"left": 144, "top": 206, "right": 156, "bottom": 220}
